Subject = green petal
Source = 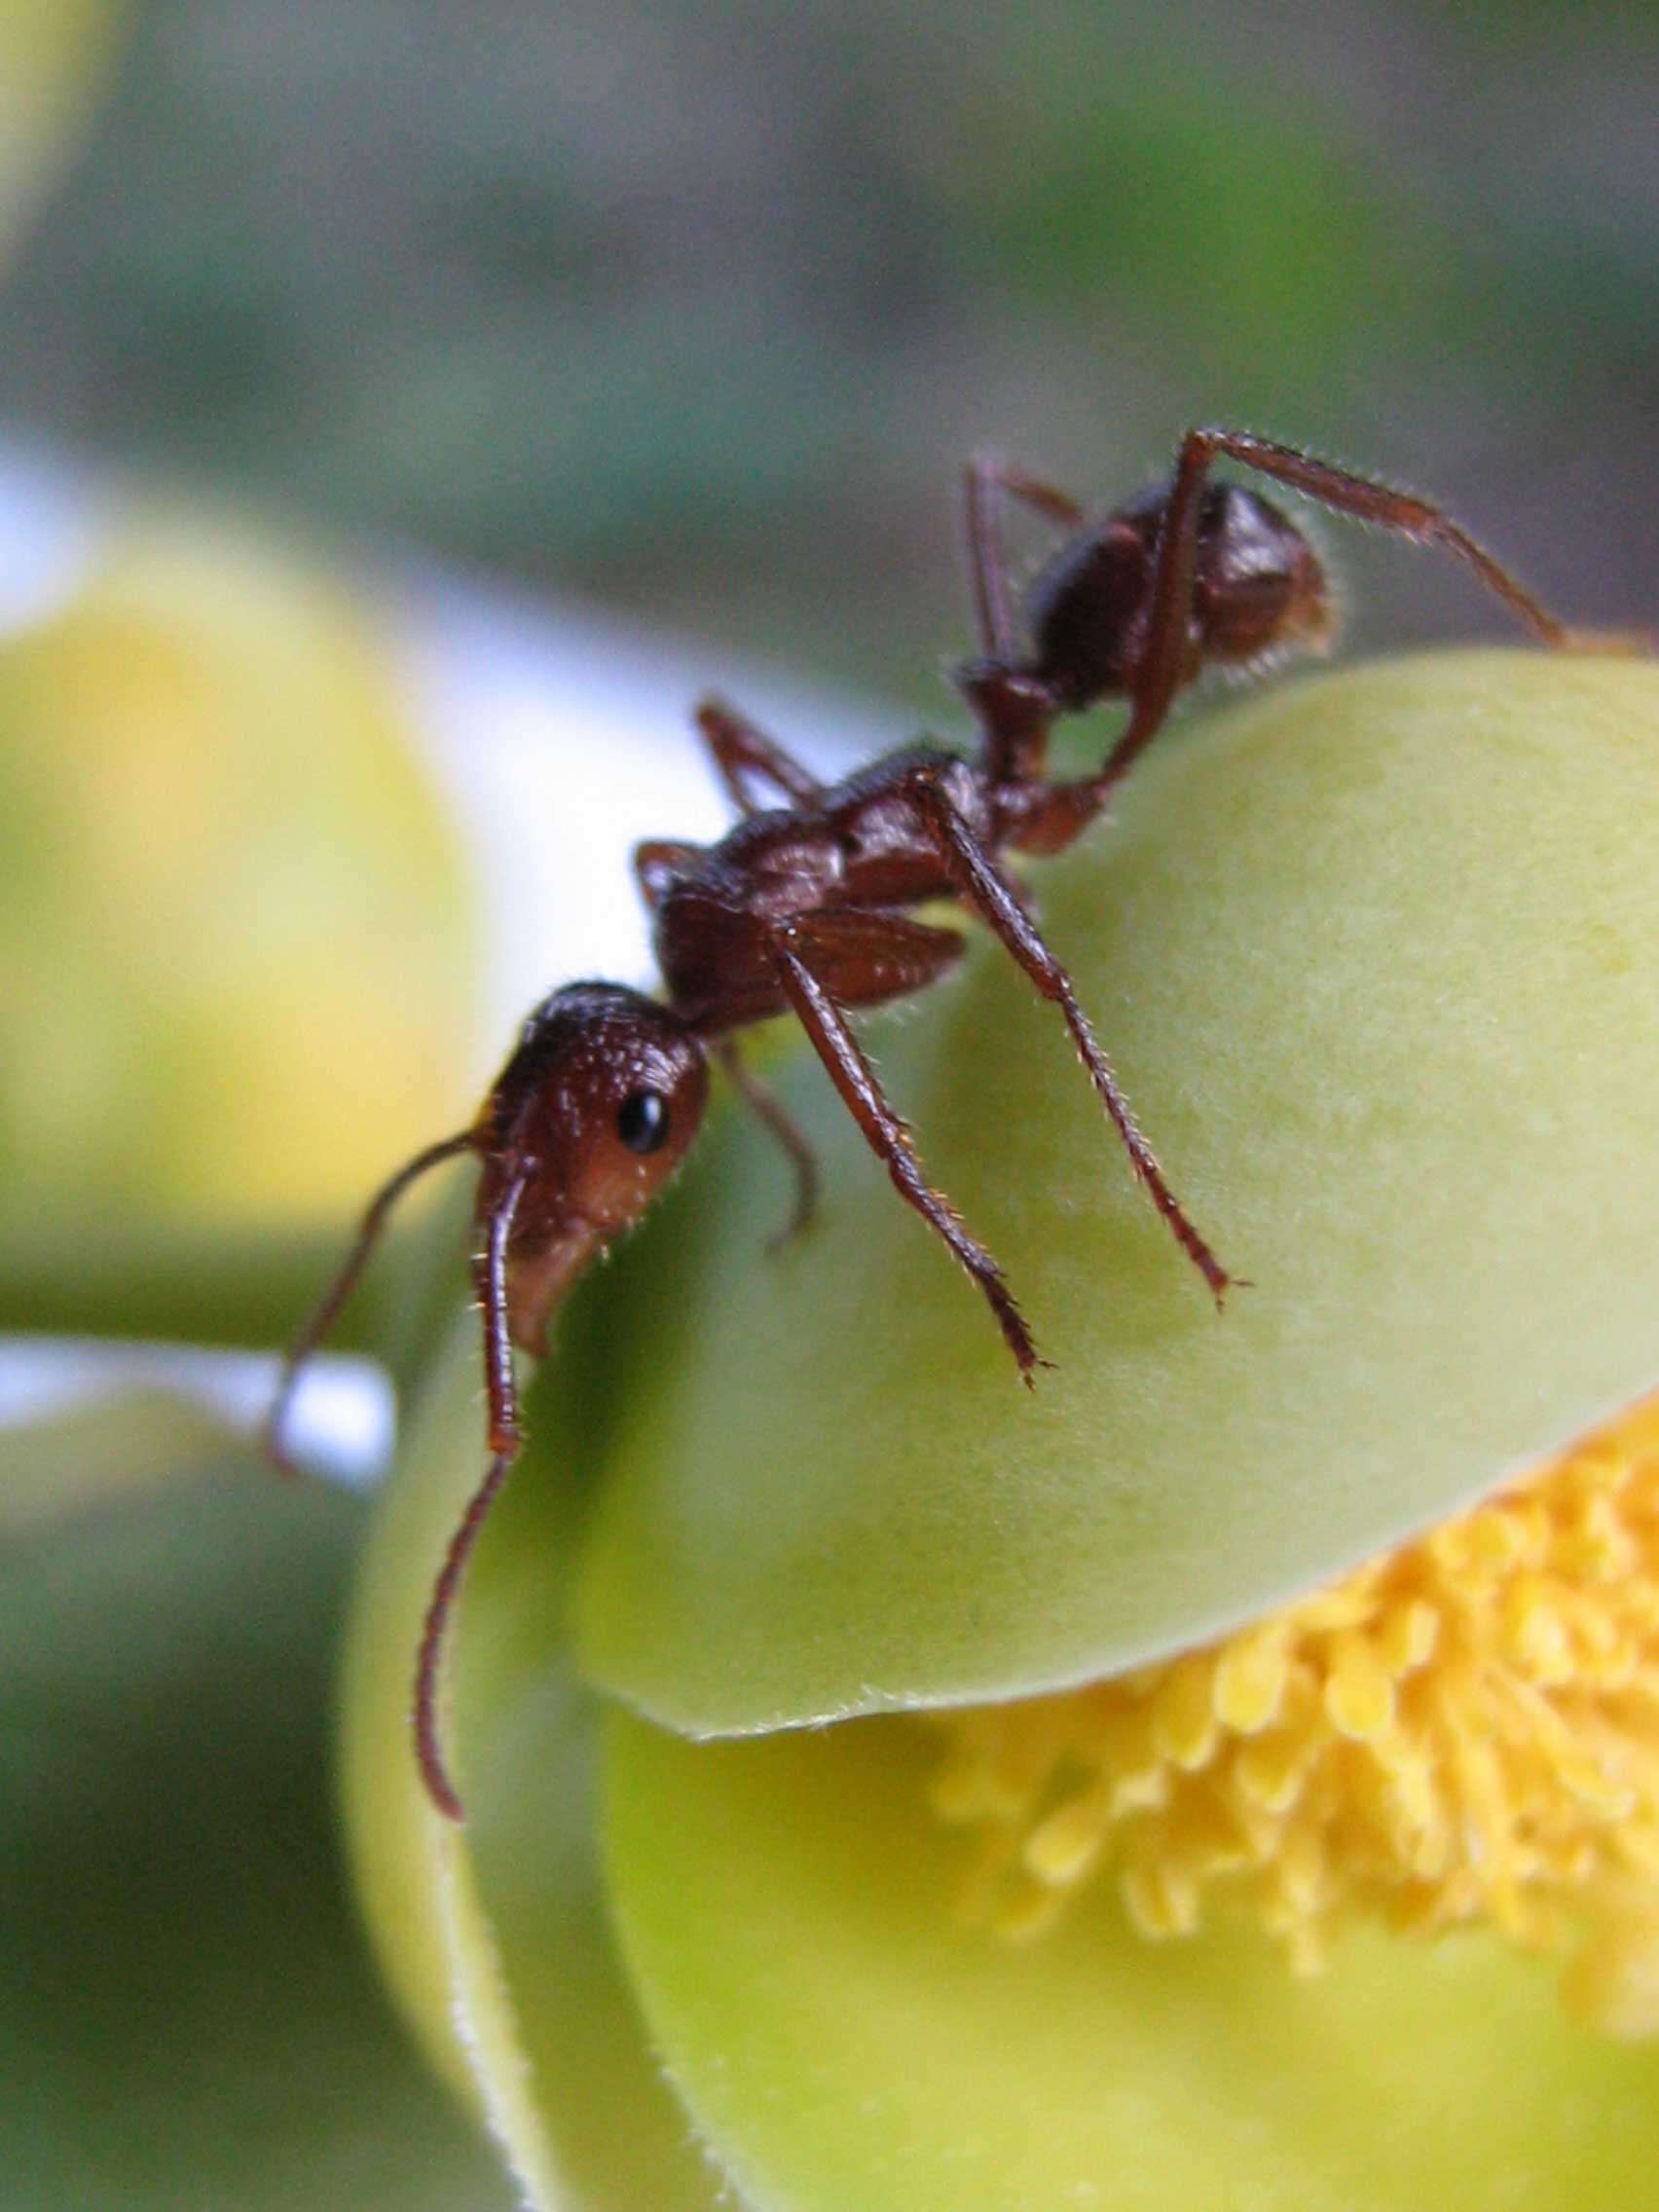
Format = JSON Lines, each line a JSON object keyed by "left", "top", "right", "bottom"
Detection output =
{"left": 341, "top": 1311, "right": 729, "bottom": 2212}
{"left": 0, "top": 1455, "right": 510, "bottom": 2208}
{"left": 605, "top": 1708, "right": 1659, "bottom": 2212}
{"left": 573, "top": 650, "right": 1659, "bottom": 1733}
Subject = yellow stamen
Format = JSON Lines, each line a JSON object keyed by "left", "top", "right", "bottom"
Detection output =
{"left": 927, "top": 1396, "right": 1659, "bottom": 2034}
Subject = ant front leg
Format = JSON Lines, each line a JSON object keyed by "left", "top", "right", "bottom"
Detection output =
{"left": 413, "top": 1156, "right": 534, "bottom": 1821}
{"left": 1101, "top": 426, "right": 1571, "bottom": 795}
{"left": 770, "top": 914, "right": 1042, "bottom": 1380}
{"left": 263, "top": 1129, "right": 476, "bottom": 1473}
{"left": 717, "top": 1038, "right": 820, "bottom": 1243}
{"left": 694, "top": 696, "right": 824, "bottom": 817}
{"left": 904, "top": 773, "right": 1236, "bottom": 1308}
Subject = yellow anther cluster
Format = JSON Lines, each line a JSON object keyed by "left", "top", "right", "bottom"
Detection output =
{"left": 928, "top": 1397, "right": 1659, "bottom": 2032}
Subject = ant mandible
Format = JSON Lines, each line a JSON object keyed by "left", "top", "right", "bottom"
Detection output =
{"left": 267, "top": 425, "right": 1569, "bottom": 1820}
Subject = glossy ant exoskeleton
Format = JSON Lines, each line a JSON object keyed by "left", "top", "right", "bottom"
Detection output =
{"left": 268, "top": 426, "right": 1571, "bottom": 1819}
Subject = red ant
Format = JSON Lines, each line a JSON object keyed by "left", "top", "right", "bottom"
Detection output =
{"left": 267, "top": 426, "right": 1570, "bottom": 1820}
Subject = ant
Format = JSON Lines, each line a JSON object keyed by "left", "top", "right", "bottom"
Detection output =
{"left": 267, "top": 425, "right": 1571, "bottom": 1821}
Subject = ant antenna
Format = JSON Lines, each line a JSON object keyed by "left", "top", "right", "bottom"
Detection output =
{"left": 263, "top": 1129, "right": 476, "bottom": 1474}
{"left": 413, "top": 1450, "right": 515, "bottom": 1819}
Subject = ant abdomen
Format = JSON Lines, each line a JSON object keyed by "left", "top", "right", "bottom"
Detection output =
{"left": 1178, "top": 484, "right": 1333, "bottom": 666}
{"left": 1026, "top": 483, "right": 1332, "bottom": 711}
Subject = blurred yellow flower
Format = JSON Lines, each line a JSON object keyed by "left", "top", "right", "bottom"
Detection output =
{"left": 0, "top": 512, "right": 475, "bottom": 1230}
{"left": 0, "top": 0, "right": 129, "bottom": 269}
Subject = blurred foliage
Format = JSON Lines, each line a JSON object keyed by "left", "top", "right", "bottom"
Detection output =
{"left": 0, "top": 514, "right": 476, "bottom": 1232}
{"left": 0, "top": 1456, "right": 512, "bottom": 2207}
{"left": 952, "top": 70, "right": 1425, "bottom": 363}
{"left": 0, "top": 0, "right": 129, "bottom": 269}
{"left": 0, "top": 0, "right": 1648, "bottom": 692}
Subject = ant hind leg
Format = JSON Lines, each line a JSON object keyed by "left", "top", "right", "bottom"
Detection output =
{"left": 1097, "top": 424, "right": 1571, "bottom": 801}
{"left": 1173, "top": 428, "right": 1567, "bottom": 645}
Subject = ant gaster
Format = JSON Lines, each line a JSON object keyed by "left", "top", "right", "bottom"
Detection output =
{"left": 267, "top": 427, "right": 1569, "bottom": 1820}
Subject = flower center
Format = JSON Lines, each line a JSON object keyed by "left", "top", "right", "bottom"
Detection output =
{"left": 927, "top": 1396, "right": 1659, "bottom": 2034}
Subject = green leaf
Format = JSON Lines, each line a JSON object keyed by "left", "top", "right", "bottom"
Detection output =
{"left": 605, "top": 1708, "right": 1659, "bottom": 2211}
{"left": 571, "top": 650, "right": 1659, "bottom": 1734}
{"left": 0, "top": 1455, "right": 511, "bottom": 2208}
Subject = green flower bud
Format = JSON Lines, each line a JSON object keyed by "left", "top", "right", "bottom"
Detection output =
{"left": 348, "top": 649, "right": 1659, "bottom": 2210}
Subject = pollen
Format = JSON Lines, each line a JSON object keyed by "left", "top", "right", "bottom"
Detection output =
{"left": 927, "top": 1396, "right": 1659, "bottom": 2032}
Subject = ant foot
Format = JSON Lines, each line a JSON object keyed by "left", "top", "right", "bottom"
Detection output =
{"left": 765, "top": 1211, "right": 816, "bottom": 1256}
{"left": 260, "top": 1404, "right": 301, "bottom": 1481}
{"left": 1557, "top": 626, "right": 1654, "bottom": 659}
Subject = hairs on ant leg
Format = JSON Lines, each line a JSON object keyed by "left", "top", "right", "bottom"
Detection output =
{"left": 269, "top": 426, "right": 1575, "bottom": 1819}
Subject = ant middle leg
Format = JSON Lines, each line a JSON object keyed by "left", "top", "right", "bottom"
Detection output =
{"left": 1099, "top": 426, "right": 1570, "bottom": 798}
{"left": 716, "top": 1037, "right": 820, "bottom": 1243}
{"left": 904, "top": 772, "right": 1236, "bottom": 1308}
{"left": 771, "top": 915, "right": 1041, "bottom": 1380}
{"left": 694, "top": 695, "right": 824, "bottom": 817}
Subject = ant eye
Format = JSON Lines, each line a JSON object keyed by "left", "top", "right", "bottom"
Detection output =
{"left": 616, "top": 1088, "right": 671, "bottom": 1155}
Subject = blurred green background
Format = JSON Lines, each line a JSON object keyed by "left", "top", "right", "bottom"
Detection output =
{"left": 1, "top": 0, "right": 1653, "bottom": 707}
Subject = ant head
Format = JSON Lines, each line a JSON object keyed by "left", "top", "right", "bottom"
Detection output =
{"left": 477, "top": 981, "right": 709, "bottom": 1352}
